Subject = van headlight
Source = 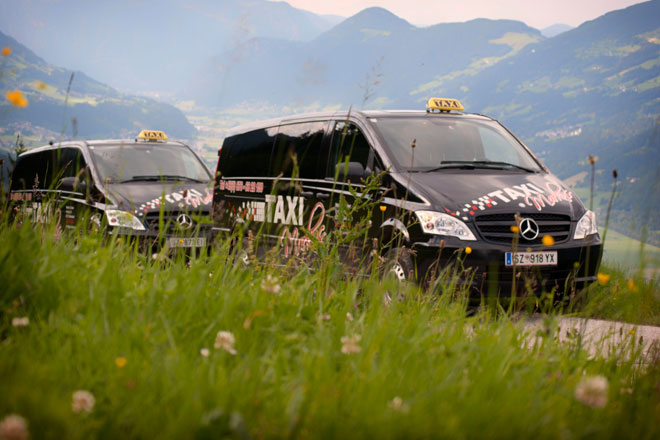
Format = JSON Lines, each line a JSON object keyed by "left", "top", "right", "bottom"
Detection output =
{"left": 415, "top": 211, "right": 476, "bottom": 241}
{"left": 573, "top": 210, "right": 598, "bottom": 240}
{"left": 105, "top": 210, "right": 145, "bottom": 231}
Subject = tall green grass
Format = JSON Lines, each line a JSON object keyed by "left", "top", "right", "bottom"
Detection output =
{"left": 1, "top": 219, "right": 659, "bottom": 439}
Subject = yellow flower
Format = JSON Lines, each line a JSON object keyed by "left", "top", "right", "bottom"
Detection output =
{"left": 6, "top": 90, "right": 28, "bottom": 108}
{"left": 1, "top": 47, "right": 10, "bottom": 57}
{"left": 597, "top": 272, "right": 610, "bottom": 286}
{"left": 465, "top": 247, "right": 472, "bottom": 254}
{"left": 35, "top": 81, "right": 47, "bottom": 90}
{"left": 542, "top": 235, "right": 555, "bottom": 246}
{"left": 510, "top": 225, "right": 519, "bottom": 233}
{"left": 627, "top": 279, "right": 638, "bottom": 292}
{"left": 115, "top": 356, "right": 127, "bottom": 368}
{"left": 379, "top": 205, "right": 387, "bottom": 212}
{"left": 629, "top": 329, "right": 635, "bottom": 336}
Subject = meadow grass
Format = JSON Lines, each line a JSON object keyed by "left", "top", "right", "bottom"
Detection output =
{"left": 1, "top": 219, "right": 660, "bottom": 439}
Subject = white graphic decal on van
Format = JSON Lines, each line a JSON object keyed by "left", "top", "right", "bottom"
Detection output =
{"left": 136, "top": 188, "right": 213, "bottom": 215}
{"left": 279, "top": 202, "right": 327, "bottom": 257}
{"left": 460, "top": 178, "right": 573, "bottom": 217}
{"left": 219, "top": 180, "right": 264, "bottom": 194}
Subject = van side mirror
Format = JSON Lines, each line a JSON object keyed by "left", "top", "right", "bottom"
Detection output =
{"left": 336, "top": 162, "right": 366, "bottom": 183}
{"left": 59, "top": 176, "right": 87, "bottom": 194}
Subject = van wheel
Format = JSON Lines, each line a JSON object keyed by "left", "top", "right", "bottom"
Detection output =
{"left": 382, "top": 247, "right": 415, "bottom": 282}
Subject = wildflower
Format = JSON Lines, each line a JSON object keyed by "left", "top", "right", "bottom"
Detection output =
{"left": 388, "top": 396, "right": 410, "bottom": 413}
{"left": 629, "top": 329, "right": 636, "bottom": 336}
{"left": 340, "top": 334, "right": 361, "bottom": 354}
{"left": 597, "top": 272, "right": 610, "bottom": 286}
{"left": 72, "top": 390, "right": 95, "bottom": 414}
{"left": 214, "top": 330, "right": 237, "bottom": 355}
{"left": 260, "top": 274, "right": 280, "bottom": 294}
{"left": 542, "top": 235, "right": 555, "bottom": 246}
{"left": 379, "top": 205, "right": 386, "bottom": 212}
{"left": 115, "top": 357, "right": 127, "bottom": 368}
{"left": 200, "top": 348, "right": 210, "bottom": 357}
{"left": 510, "top": 225, "right": 519, "bottom": 233}
{"left": 0, "top": 414, "right": 28, "bottom": 440}
{"left": 11, "top": 317, "right": 29, "bottom": 327}
{"left": 320, "top": 313, "right": 331, "bottom": 321}
{"left": 5, "top": 90, "right": 28, "bottom": 108}
{"left": 464, "top": 247, "right": 472, "bottom": 254}
{"left": 345, "top": 312, "right": 354, "bottom": 322}
{"left": 627, "top": 279, "right": 638, "bottom": 292}
{"left": 574, "top": 375, "right": 608, "bottom": 408}
{"left": 588, "top": 155, "right": 598, "bottom": 165}
{"left": 1, "top": 47, "right": 10, "bottom": 57}
{"left": 35, "top": 81, "right": 47, "bottom": 90}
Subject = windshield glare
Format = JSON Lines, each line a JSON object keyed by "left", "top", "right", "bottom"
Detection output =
{"left": 88, "top": 143, "right": 211, "bottom": 183}
{"left": 370, "top": 117, "right": 542, "bottom": 172}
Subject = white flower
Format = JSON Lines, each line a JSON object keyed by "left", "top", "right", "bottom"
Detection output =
{"left": 72, "top": 390, "right": 95, "bottom": 414}
{"left": 341, "top": 334, "right": 361, "bottom": 354}
{"left": 0, "top": 414, "right": 29, "bottom": 440}
{"left": 574, "top": 375, "right": 609, "bottom": 408}
{"left": 260, "top": 275, "right": 281, "bottom": 294}
{"left": 11, "top": 317, "right": 29, "bottom": 327}
{"left": 388, "top": 396, "right": 410, "bottom": 413}
{"left": 200, "top": 348, "right": 210, "bottom": 357}
{"left": 319, "top": 313, "right": 331, "bottom": 321}
{"left": 214, "top": 331, "right": 237, "bottom": 355}
{"left": 345, "top": 312, "right": 354, "bottom": 322}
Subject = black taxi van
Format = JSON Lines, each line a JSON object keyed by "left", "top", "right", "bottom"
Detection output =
{"left": 9, "top": 130, "right": 214, "bottom": 250}
{"left": 212, "top": 99, "right": 602, "bottom": 293}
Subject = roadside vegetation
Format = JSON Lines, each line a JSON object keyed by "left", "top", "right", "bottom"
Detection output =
{"left": 1, "top": 212, "right": 659, "bottom": 439}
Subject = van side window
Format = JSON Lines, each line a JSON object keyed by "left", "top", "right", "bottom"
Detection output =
{"left": 10, "top": 150, "right": 56, "bottom": 190}
{"left": 59, "top": 148, "right": 87, "bottom": 179}
{"left": 223, "top": 127, "right": 277, "bottom": 178}
{"left": 272, "top": 122, "right": 325, "bottom": 179}
{"left": 328, "top": 121, "right": 371, "bottom": 177}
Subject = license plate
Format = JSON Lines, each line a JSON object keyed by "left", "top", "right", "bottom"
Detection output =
{"left": 505, "top": 251, "right": 557, "bottom": 266}
{"left": 168, "top": 237, "right": 207, "bottom": 248}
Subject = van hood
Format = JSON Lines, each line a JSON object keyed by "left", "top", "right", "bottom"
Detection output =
{"left": 396, "top": 171, "right": 584, "bottom": 222}
{"left": 104, "top": 181, "right": 213, "bottom": 217}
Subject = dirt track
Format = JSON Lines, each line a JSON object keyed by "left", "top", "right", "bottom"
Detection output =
{"left": 523, "top": 316, "right": 660, "bottom": 363}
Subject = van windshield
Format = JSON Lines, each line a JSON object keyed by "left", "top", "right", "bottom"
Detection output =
{"left": 88, "top": 143, "right": 211, "bottom": 184}
{"left": 370, "top": 116, "right": 542, "bottom": 173}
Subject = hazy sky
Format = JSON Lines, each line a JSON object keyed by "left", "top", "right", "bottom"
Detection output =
{"left": 274, "top": 0, "right": 645, "bottom": 29}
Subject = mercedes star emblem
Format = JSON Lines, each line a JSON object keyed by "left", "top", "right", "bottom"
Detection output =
{"left": 176, "top": 214, "right": 193, "bottom": 230}
{"left": 519, "top": 218, "right": 540, "bottom": 241}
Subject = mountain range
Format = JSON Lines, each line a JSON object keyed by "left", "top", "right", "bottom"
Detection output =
{"left": 0, "top": 30, "right": 196, "bottom": 141}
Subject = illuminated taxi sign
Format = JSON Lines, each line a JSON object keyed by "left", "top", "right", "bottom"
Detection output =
{"left": 426, "top": 98, "right": 464, "bottom": 113}
{"left": 137, "top": 130, "right": 168, "bottom": 141}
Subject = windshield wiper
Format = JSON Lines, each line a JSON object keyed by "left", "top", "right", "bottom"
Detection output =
{"left": 421, "top": 161, "right": 537, "bottom": 173}
{"left": 120, "top": 175, "right": 205, "bottom": 183}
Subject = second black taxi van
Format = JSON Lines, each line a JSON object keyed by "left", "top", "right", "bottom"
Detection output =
{"left": 10, "top": 130, "right": 214, "bottom": 250}
{"left": 212, "top": 99, "right": 602, "bottom": 293}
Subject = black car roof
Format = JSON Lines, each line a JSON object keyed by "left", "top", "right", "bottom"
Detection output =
{"left": 224, "top": 110, "right": 495, "bottom": 137}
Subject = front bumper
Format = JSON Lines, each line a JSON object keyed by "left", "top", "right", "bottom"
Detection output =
{"left": 411, "top": 235, "right": 602, "bottom": 295}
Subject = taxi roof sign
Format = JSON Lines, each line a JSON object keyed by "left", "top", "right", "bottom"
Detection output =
{"left": 426, "top": 98, "right": 464, "bottom": 113}
{"left": 137, "top": 130, "right": 168, "bottom": 141}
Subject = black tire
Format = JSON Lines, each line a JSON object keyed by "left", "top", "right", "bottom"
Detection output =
{"left": 382, "top": 247, "right": 415, "bottom": 282}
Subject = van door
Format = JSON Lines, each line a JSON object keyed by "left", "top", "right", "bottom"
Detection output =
{"left": 270, "top": 121, "right": 328, "bottom": 258}
{"left": 215, "top": 126, "right": 278, "bottom": 253}
{"left": 317, "top": 120, "right": 379, "bottom": 264}
{"left": 57, "top": 147, "right": 97, "bottom": 230}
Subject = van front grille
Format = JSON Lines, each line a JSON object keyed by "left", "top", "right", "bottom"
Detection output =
{"left": 474, "top": 213, "right": 572, "bottom": 245}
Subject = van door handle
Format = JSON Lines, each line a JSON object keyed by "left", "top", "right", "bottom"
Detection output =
{"left": 300, "top": 191, "right": 314, "bottom": 198}
{"left": 316, "top": 192, "right": 330, "bottom": 199}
